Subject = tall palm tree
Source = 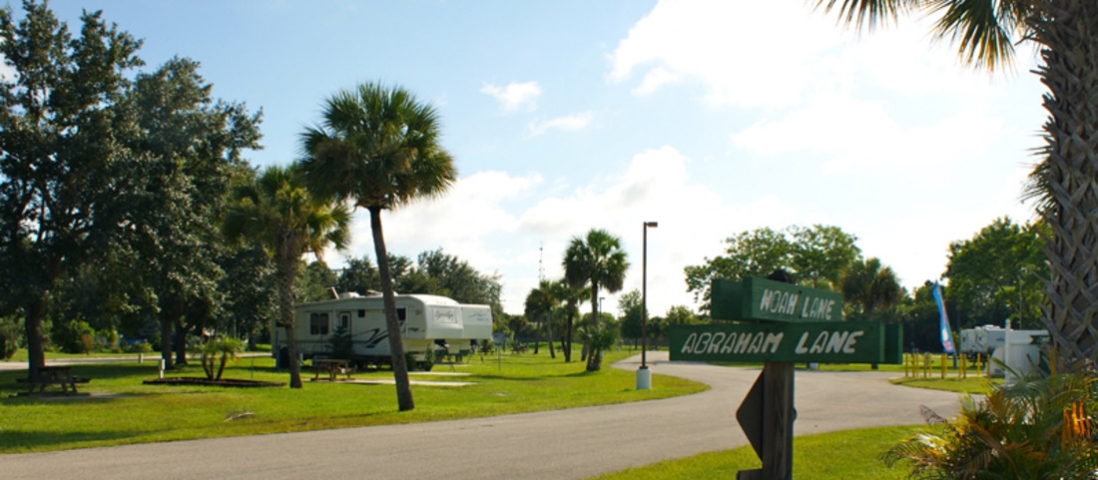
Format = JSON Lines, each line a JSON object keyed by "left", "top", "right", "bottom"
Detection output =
{"left": 222, "top": 165, "right": 350, "bottom": 389}
{"left": 300, "top": 82, "right": 457, "bottom": 411}
{"left": 549, "top": 279, "right": 590, "bottom": 363}
{"left": 563, "top": 229, "right": 629, "bottom": 371}
{"left": 525, "top": 279, "right": 558, "bottom": 358}
{"left": 840, "top": 257, "right": 902, "bottom": 319}
{"left": 815, "top": 0, "right": 1098, "bottom": 365}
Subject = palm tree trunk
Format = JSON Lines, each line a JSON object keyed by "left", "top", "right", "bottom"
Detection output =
{"left": 1034, "top": 0, "right": 1098, "bottom": 365}
{"left": 564, "top": 310, "right": 573, "bottom": 363}
{"left": 546, "top": 312, "right": 555, "bottom": 359}
{"left": 276, "top": 233, "right": 303, "bottom": 389}
{"left": 370, "top": 206, "right": 414, "bottom": 411}
{"left": 586, "top": 282, "right": 600, "bottom": 372}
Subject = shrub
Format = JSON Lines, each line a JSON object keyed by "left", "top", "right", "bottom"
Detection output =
{"left": 478, "top": 338, "right": 495, "bottom": 355}
{"left": 884, "top": 369, "right": 1098, "bottom": 478}
{"left": 0, "top": 315, "right": 22, "bottom": 360}
{"left": 200, "top": 336, "right": 242, "bottom": 380}
{"left": 328, "top": 324, "right": 354, "bottom": 360}
{"left": 124, "top": 341, "right": 153, "bottom": 354}
{"left": 54, "top": 320, "right": 96, "bottom": 354}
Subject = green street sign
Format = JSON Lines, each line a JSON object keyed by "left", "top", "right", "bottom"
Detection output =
{"left": 669, "top": 321, "right": 903, "bottom": 364}
{"left": 711, "top": 277, "right": 842, "bottom": 323}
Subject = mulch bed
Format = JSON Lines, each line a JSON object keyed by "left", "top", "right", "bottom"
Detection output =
{"left": 143, "top": 377, "right": 284, "bottom": 388}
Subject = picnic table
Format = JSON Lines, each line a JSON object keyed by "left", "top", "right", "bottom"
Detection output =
{"left": 16, "top": 365, "right": 90, "bottom": 395}
{"left": 312, "top": 359, "right": 355, "bottom": 382}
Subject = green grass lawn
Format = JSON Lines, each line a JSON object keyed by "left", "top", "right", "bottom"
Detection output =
{"left": 591, "top": 425, "right": 924, "bottom": 480}
{"left": 889, "top": 375, "right": 1000, "bottom": 394}
{"left": 0, "top": 348, "right": 707, "bottom": 453}
{"left": 5, "top": 349, "right": 140, "bottom": 362}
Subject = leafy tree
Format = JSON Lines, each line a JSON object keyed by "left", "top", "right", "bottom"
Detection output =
{"left": 685, "top": 225, "right": 859, "bottom": 313}
{"left": 813, "top": 0, "right": 1098, "bottom": 368}
{"left": 300, "top": 82, "right": 457, "bottom": 411}
{"left": 336, "top": 255, "right": 381, "bottom": 295}
{"left": 548, "top": 279, "right": 588, "bottom": 362}
{"left": 685, "top": 228, "right": 790, "bottom": 313}
{"left": 414, "top": 249, "right": 503, "bottom": 311}
{"left": 894, "top": 281, "right": 953, "bottom": 353}
{"left": 223, "top": 165, "right": 350, "bottom": 389}
{"left": 618, "top": 289, "right": 643, "bottom": 347}
{"left": 840, "top": 257, "right": 903, "bottom": 320}
{"left": 788, "top": 225, "right": 860, "bottom": 290}
{"left": 505, "top": 313, "right": 528, "bottom": 346}
{"left": 945, "top": 218, "right": 1047, "bottom": 330}
{"left": 295, "top": 260, "right": 338, "bottom": 303}
{"left": 564, "top": 229, "right": 630, "bottom": 371}
{"left": 0, "top": 2, "right": 146, "bottom": 377}
{"left": 0, "top": 315, "right": 21, "bottom": 360}
{"left": 524, "top": 280, "right": 558, "bottom": 357}
{"left": 219, "top": 246, "right": 276, "bottom": 349}
{"left": 656, "top": 305, "right": 700, "bottom": 346}
{"left": 117, "top": 57, "right": 260, "bottom": 368}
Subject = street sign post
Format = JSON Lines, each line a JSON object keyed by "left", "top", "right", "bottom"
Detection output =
{"left": 670, "top": 276, "right": 903, "bottom": 480}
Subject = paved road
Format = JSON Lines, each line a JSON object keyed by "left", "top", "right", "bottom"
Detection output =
{"left": 1, "top": 352, "right": 962, "bottom": 480}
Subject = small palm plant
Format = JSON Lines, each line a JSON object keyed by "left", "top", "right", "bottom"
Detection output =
{"left": 201, "top": 336, "right": 242, "bottom": 381}
{"left": 575, "top": 314, "right": 621, "bottom": 372}
{"left": 883, "top": 369, "right": 1098, "bottom": 479}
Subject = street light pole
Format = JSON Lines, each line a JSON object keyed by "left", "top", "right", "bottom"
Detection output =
{"left": 638, "top": 221, "right": 657, "bottom": 390}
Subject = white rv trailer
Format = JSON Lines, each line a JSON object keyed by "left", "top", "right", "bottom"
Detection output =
{"left": 282, "top": 292, "right": 493, "bottom": 368}
{"left": 959, "top": 325, "right": 1048, "bottom": 354}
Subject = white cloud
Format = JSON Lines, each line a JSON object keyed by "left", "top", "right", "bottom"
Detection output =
{"left": 732, "top": 91, "right": 1006, "bottom": 175}
{"left": 330, "top": 146, "right": 817, "bottom": 315}
{"left": 480, "top": 81, "right": 542, "bottom": 112}
{"left": 527, "top": 111, "right": 595, "bottom": 136}
{"left": 633, "top": 67, "right": 680, "bottom": 96}
{"left": 608, "top": 0, "right": 845, "bottom": 107}
{"left": 608, "top": 0, "right": 1028, "bottom": 108}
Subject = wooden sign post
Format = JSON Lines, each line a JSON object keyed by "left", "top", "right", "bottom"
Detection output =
{"left": 670, "top": 277, "right": 902, "bottom": 480}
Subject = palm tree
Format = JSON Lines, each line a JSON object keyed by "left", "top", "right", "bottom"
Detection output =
{"left": 222, "top": 165, "right": 350, "bottom": 389}
{"left": 814, "top": 0, "right": 1098, "bottom": 366}
{"left": 840, "top": 257, "right": 902, "bottom": 319}
{"left": 563, "top": 229, "right": 630, "bottom": 371}
{"left": 300, "top": 82, "right": 457, "bottom": 411}
{"left": 549, "top": 280, "right": 589, "bottom": 363}
{"left": 525, "top": 280, "right": 558, "bottom": 358}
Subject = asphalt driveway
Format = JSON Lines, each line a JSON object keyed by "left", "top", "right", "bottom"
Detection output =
{"left": 1, "top": 352, "right": 962, "bottom": 479}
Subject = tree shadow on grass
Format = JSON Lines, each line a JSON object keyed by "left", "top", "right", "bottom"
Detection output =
{"left": 0, "top": 429, "right": 146, "bottom": 453}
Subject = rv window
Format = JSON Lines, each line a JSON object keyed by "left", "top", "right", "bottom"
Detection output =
{"left": 357, "top": 309, "right": 365, "bottom": 318}
{"left": 310, "top": 313, "right": 330, "bottom": 335}
{"left": 398, "top": 308, "right": 406, "bottom": 321}
{"left": 338, "top": 313, "right": 350, "bottom": 329}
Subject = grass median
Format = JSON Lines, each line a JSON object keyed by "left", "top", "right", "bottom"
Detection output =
{"left": 591, "top": 425, "right": 923, "bottom": 480}
{"left": 0, "top": 348, "right": 706, "bottom": 453}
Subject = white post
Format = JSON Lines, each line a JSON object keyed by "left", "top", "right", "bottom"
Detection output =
{"left": 158, "top": 359, "right": 165, "bottom": 379}
{"left": 1003, "top": 320, "right": 1013, "bottom": 385}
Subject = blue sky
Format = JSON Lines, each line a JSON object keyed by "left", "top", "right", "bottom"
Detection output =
{"left": 40, "top": 0, "right": 1047, "bottom": 316}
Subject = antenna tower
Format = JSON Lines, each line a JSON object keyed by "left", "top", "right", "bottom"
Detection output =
{"left": 538, "top": 243, "right": 545, "bottom": 282}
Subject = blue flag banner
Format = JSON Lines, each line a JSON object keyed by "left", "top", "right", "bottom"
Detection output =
{"left": 932, "top": 281, "right": 955, "bottom": 354}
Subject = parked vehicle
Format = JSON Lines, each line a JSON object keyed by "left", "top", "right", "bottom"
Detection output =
{"left": 273, "top": 292, "right": 493, "bottom": 369}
